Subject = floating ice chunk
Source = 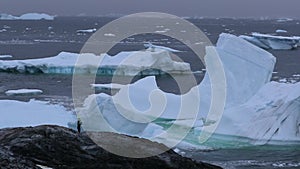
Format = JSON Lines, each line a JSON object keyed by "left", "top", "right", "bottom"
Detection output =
{"left": 276, "top": 29, "right": 288, "bottom": 33}
{"left": 104, "top": 33, "right": 116, "bottom": 37}
{"left": 0, "top": 29, "right": 7, "bottom": 33}
{"left": 0, "top": 99, "right": 75, "bottom": 128}
{"left": 19, "top": 13, "right": 54, "bottom": 20}
{"left": 0, "top": 55, "right": 12, "bottom": 59}
{"left": 77, "top": 28, "right": 97, "bottom": 33}
{"left": 240, "top": 33, "right": 300, "bottom": 50}
{"left": 279, "top": 78, "right": 288, "bottom": 83}
{"left": 277, "top": 18, "right": 293, "bottom": 22}
{"left": 5, "top": 89, "right": 43, "bottom": 96}
{"left": 91, "top": 83, "right": 124, "bottom": 93}
{"left": 144, "top": 42, "right": 182, "bottom": 52}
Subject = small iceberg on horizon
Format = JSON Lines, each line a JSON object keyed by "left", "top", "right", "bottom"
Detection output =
{"left": 0, "top": 13, "right": 55, "bottom": 20}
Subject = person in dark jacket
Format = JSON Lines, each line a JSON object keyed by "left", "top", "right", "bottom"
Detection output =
{"left": 77, "top": 118, "right": 82, "bottom": 133}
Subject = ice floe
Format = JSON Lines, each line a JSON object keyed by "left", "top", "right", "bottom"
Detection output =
{"left": 5, "top": 89, "right": 43, "bottom": 96}
{"left": 240, "top": 32, "right": 300, "bottom": 50}
{"left": 76, "top": 28, "right": 97, "bottom": 33}
{"left": 0, "top": 55, "right": 12, "bottom": 59}
{"left": 276, "top": 29, "right": 288, "bottom": 33}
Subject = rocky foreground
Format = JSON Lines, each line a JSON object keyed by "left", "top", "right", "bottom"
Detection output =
{"left": 0, "top": 125, "right": 221, "bottom": 169}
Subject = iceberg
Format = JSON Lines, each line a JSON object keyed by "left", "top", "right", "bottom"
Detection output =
{"left": 0, "top": 13, "right": 54, "bottom": 20}
{"left": 77, "top": 28, "right": 97, "bottom": 33}
{"left": 0, "top": 55, "right": 12, "bottom": 59}
{"left": 0, "top": 99, "right": 75, "bottom": 129}
{"left": 0, "top": 49, "right": 191, "bottom": 76}
{"left": 276, "top": 29, "right": 288, "bottom": 33}
{"left": 18, "top": 13, "right": 54, "bottom": 20}
{"left": 5, "top": 89, "right": 43, "bottom": 96}
{"left": 0, "top": 14, "right": 18, "bottom": 20}
{"left": 240, "top": 33, "right": 300, "bottom": 50}
{"left": 77, "top": 33, "right": 300, "bottom": 148}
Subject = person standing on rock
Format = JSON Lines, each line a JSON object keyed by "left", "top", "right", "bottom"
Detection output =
{"left": 77, "top": 118, "right": 82, "bottom": 133}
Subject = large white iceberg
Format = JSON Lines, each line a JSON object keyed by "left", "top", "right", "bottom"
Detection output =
{"left": 0, "top": 13, "right": 54, "bottom": 20}
{"left": 240, "top": 33, "right": 300, "bottom": 50}
{"left": 0, "top": 49, "right": 191, "bottom": 76}
{"left": 77, "top": 33, "right": 300, "bottom": 148}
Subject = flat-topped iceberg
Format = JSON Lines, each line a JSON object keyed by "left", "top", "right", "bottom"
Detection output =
{"left": 0, "top": 49, "right": 191, "bottom": 76}
{"left": 5, "top": 89, "right": 43, "bottom": 96}
{"left": 240, "top": 32, "right": 300, "bottom": 50}
{"left": 0, "top": 13, "right": 54, "bottom": 20}
{"left": 77, "top": 33, "right": 300, "bottom": 148}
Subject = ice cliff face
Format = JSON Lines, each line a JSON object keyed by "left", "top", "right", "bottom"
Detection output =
{"left": 78, "top": 33, "right": 300, "bottom": 148}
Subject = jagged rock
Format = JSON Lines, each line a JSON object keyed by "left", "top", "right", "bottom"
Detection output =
{"left": 0, "top": 125, "right": 221, "bottom": 169}
{"left": 0, "top": 145, "right": 40, "bottom": 169}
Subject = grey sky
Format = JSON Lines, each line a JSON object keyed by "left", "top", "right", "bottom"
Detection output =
{"left": 1, "top": 0, "right": 300, "bottom": 18}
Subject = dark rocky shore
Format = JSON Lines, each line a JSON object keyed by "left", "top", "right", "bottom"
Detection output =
{"left": 0, "top": 125, "right": 221, "bottom": 169}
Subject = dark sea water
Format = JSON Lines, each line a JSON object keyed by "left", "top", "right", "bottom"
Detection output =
{"left": 0, "top": 17, "right": 299, "bottom": 168}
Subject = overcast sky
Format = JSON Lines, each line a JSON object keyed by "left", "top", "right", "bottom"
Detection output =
{"left": 1, "top": 0, "right": 300, "bottom": 18}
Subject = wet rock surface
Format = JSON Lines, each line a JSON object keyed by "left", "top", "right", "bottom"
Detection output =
{"left": 0, "top": 125, "right": 221, "bottom": 169}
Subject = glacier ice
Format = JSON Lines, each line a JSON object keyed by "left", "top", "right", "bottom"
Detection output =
{"left": 77, "top": 33, "right": 300, "bottom": 148}
{"left": 0, "top": 99, "right": 75, "bottom": 129}
{"left": 240, "top": 33, "right": 300, "bottom": 50}
{"left": 0, "top": 49, "right": 191, "bottom": 76}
